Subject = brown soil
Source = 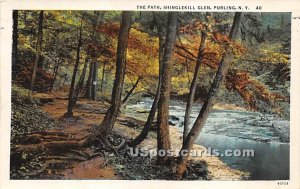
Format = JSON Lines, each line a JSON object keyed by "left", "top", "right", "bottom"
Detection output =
{"left": 61, "top": 157, "right": 117, "bottom": 179}
{"left": 12, "top": 90, "right": 248, "bottom": 180}
{"left": 16, "top": 90, "right": 117, "bottom": 179}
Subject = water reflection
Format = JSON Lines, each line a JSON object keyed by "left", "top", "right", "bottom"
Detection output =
{"left": 197, "top": 133, "right": 289, "bottom": 180}
{"left": 124, "top": 98, "right": 290, "bottom": 180}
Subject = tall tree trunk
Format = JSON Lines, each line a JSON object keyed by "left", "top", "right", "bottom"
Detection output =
{"left": 177, "top": 12, "right": 243, "bottom": 178}
{"left": 157, "top": 12, "right": 178, "bottom": 165}
{"left": 64, "top": 16, "right": 84, "bottom": 117}
{"left": 100, "top": 61, "right": 106, "bottom": 92}
{"left": 183, "top": 32, "right": 207, "bottom": 141}
{"left": 184, "top": 59, "right": 191, "bottom": 85}
{"left": 128, "top": 32, "right": 164, "bottom": 147}
{"left": 85, "top": 62, "right": 94, "bottom": 99}
{"left": 50, "top": 61, "right": 60, "bottom": 91}
{"left": 12, "top": 10, "right": 19, "bottom": 80}
{"left": 91, "top": 11, "right": 132, "bottom": 139}
{"left": 121, "top": 77, "right": 141, "bottom": 105}
{"left": 84, "top": 11, "right": 102, "bottom": 99}
{"left": 72, "top": 59, "right": 89, "bottom": 104}
{"left": 91, "top": 62, "right": 99, "bottom": 101}
{"left": 30, "top": 10, "right": 43, "bottom": 91}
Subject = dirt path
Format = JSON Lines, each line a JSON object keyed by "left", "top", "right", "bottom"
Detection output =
{"left": 31, "top": 89, "right": 248, "bottom": 180}
{"left": 33, "top": 90, "right": 118, "bottom": 179}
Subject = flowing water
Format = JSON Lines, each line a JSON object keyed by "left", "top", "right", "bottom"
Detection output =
{"left": 124, "top": 98, "right": 290, "bottom": 180}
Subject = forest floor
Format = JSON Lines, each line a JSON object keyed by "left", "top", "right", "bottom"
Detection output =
{"left": 10, "top": 87, "right": 248, "bottom": 180}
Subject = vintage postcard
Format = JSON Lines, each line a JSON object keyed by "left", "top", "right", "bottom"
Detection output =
{"left": 0, "top": 0, "right": 299, "bottom": 188}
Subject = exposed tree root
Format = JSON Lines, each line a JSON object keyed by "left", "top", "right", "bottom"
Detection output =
{"left": 87, "top": 152, "right": 103, "bottom": 160}
{"left": 70, "top": 149, "right": 89, "bottom": 157}
{"left": 13, "top": 139, "right": 86, "bottom": 153}
{"left": 31, "top": 134, "right": 70, "bottom": 140}
{"left": 13, "top": 130, "right": 125, "bottom": 156}
{"left": 41, "top": 155, "right": 87, "bottom": 161}
{"left": 19, "top": 134, "right": 71, "bottom": 144}
{"left": 27, "top": 131, "right": 69, "bottom": 137}
{"left": 11, "top": 129, "right": 128, "bottom": 179}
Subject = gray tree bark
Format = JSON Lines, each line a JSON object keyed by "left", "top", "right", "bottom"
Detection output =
{"left": 177, "top": 12, "right": 244, "bottom": 178}
{"left": 30, "top": 10, "right": 44, "bottom": 91}
{"left": 91, "top": 62, "right": 99, "bottom": 101}
{"left": 121, "top": 77, "right": 141, "bottom": 105}
{"left": 183, "top": 32, "right": 207, "bottom": 141}
{"left": 64, "top": 16, "right": 84, "bottom": 117}
{"left": 157, "top": 12, "right": 178, "bottom": 165}
{"left": 91, "top": 11, "right": 132, "bottom": 139}
{"left": 128, "top": 13, "right": 165, "bottom": 148}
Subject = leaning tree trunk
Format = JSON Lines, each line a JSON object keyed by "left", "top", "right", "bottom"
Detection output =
{"left": 30, "top": 10, "right": 43, "bottom": 91}
{"left": 64, "top": 16, "right": 84, "bottom": 117}
{"left": 183, "top": 32, "right": 207, "bottom": 142}
{"left": 157, "top": 12, "right": 178, "bottom": 165}
{"left": 121, "top": 77, "right": 141, "bottom": 105}
{"left": 90, "top": 11, "right": 132, "bottom": 139}
{"left": 128, "top": 77, "right": 161, "bottom": 147}
{"left": 128, "top": 48, "right": 163, "bottom": 147}
{"left": 128, "top": 14, "right": 165, "bottom": 147}
{"left": 12, "top": 10, "right": 19, "bottom": 80}
{"left": 177, "top": 12, "right": 244, "bottom": 178}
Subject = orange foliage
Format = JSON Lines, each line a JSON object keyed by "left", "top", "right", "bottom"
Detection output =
{"left": 249, "top": 79, "right": 287, "bottom": 103}
{"left": 98, "top": 22, "right": 119, "bottom": 37}
{"left": 175, "top": 38, "right": 223, "bottom": 70}
{"left": 87, "top": 43, "right": 113, "bottom": 59}
{"left": 226, "top": 70, "right": 256, "bottom": 109}
{"left": 213, "top": 32, "right": 230, "bottom": 43}
{"left": 179, "top": 21, "right": 206, "bottom": 34}
{"left": 212, "top": 31, "right": 246, "bottom": 56}
{"left": 98, "top": 23, "right": 160, "bottom": 82}
{"left": 226, "top": 69, "right": 288, "bottom": 110}
{"left": 98, "top": 23, "right": 158, "bottom": 57}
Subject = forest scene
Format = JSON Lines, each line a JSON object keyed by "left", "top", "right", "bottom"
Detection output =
{"left": 10, "top": 10, "right": 290, "bottom": 180}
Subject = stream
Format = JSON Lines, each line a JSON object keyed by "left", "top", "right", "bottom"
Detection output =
{"left": 124, "top": 97, "right": 290, "bottom": 180}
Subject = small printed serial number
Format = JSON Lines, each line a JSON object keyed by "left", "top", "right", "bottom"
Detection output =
{"left": 256, "top": 6, "right": 262, "bottom": 10}
{"left": 278, "top": 181, "right": 288, "bottom": 185}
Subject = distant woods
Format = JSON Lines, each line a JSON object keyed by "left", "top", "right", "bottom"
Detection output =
{"left": 12, "top": 10, "right": 291, "bottom": 178}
